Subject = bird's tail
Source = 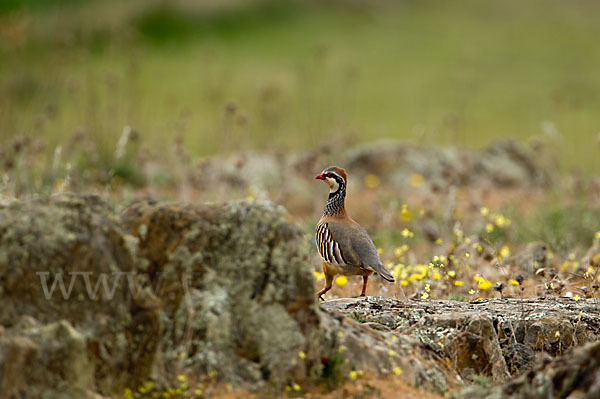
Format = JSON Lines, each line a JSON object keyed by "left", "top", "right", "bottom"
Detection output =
{"left": 374, "top": 263, "right": 395, "bottom": 283}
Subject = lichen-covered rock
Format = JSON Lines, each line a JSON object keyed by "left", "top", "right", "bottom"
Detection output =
{"left": 454, "top": 340, "right": 600, "bottom": 399}
{"left": 121, "top": 200, "right": 320, "bottom": 387}
{"left": 0, "top": 319, "right": 97, "bottom": 399}
{"left": 321, "top": 296, "right": 600, "bottom": 383}
{"left": 474, "top": 140, "right": 548, "bottom": 187}
{"left": 0, "top": 194, "right": 159, "bottom": 397}
{"left": 343, "top": 141, "right": 472, "bottom": 190}
{"left": 319, "top": 307, "right": 458, "bottom": 393}
{"left": 342, "top": 139, "right": 547, "bottom": 190}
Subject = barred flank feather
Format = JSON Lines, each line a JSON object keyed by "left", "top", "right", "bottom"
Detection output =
{"left": 315, "top": 223, "right": 348, "bottom": 265}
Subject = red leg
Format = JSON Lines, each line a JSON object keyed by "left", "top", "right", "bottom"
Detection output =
{"left": 317, "top": 274, "right": 333, "bottom": 301}
{"left": 360, "top": 275, "right": 368, "bottom": 297}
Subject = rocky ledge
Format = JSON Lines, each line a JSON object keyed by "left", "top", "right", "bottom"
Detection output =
{"left": 322, "top": 296, "right": 600, "bottom": 379}
{"left": 321, "top": 296, "right": 600, "bottom": 383}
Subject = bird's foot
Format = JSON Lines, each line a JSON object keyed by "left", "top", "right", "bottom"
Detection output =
{"left": 318, "top": 295, "right": 325, "bottom": 301}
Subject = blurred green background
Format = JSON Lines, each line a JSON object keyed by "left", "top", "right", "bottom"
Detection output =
{"left": 1, "top": 0, "right": 598, "bottom": 173}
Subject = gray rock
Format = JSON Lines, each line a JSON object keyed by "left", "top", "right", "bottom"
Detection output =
{"left": 453, "top": 340, "right": 600, "bottom": 399}
{"left": 121, "top": 200, "right": 320, "bottom": 388}
{"left": 321, "top": 296, "right": 600, "bottom": 383}
{"left": 0, "top": 319, "right": 97, "bottom": 399}
{"left": 0, "top": 194, "right": 159, "bottom": 397}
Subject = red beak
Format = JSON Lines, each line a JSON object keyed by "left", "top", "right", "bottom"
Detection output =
{"left": 315, "top": 174, "right": 326, "bottom": 180}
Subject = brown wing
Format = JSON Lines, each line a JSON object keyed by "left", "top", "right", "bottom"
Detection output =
{"left": 325, "top": 222, "right": 395, "bottom": 282}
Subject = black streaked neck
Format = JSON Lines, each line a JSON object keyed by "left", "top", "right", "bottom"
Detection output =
{"left": 323, "top": 183, "right": 346, "bottom": 217}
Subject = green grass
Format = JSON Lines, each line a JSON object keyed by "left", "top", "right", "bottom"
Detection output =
{"left": 512, "top": 202, "right": 600, "bottom": 254}
{"left": 0, "top": 0, "right": 86, "bottom": 14}
{"left": 1, "top": 0, "right": 599, "bottom": 172}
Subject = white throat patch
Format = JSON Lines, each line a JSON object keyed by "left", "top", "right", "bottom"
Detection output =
{"left": 326, "top": 177, "right": 339, "bottom": 193}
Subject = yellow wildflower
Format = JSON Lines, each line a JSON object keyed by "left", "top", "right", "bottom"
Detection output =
{"left": 399, "top": 204, "right": 413, "bottom": 221}
{"left": 400, "top": 280, "right": 408, "bottom": 286}
{"left": 393, "top": 366, "right": 403, "bottom": 375}
{"left": 500, "top": 246, "right": 511, "bottom": 258}
{"left": 335, "top": 276, "right": 348, "bottom": 286}
{"left": 494, "top": 214, "right": 510, "bottom": 227}
{"left": 480, "top": 207, "right": 489, "bottom": 216}
{"left": 433, "top": 272, "right": 441, "bottom": 280}
{"left": 298, "top": 351, "right": 306, "bottom": 359}
{"left": 408, "top": 273, "right": 425, "bottom": 281}
{"left": 421, "top": 292, "right": 429, "bottom": 299}
{"left": 401, "top": 228, "right": 414, "bottom": 238}
{"left": 508, "top": 279, "right": 519, "bottom": 286}
{"left": 478, "top": 279, "right": 492, "bottom": 290}
{"left": 364, "top": 174, "right": 380, "bottom": 188}
{"left": 293, "top": 383, "right": 301, "bottom": 391}
{"left": 485, "top": 223, "right": 494, "bottom": 233}
{"left": 338, "top": 345, "right": 347, "bottom": 353}
{"left": 448, "top": 270, "right": 456, "bottom": 277}
{"left": 410, "top": 173, "right": 424, "bottom": 187}
{"left": 454, "top": 281, "right": 464, "bottom": 287}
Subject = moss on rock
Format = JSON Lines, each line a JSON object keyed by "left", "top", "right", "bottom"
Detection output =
{"left": 0, "top": 194, "right": 159, "bottom": 396}
{"left": 121, "top": 200, "right": 321, "bottom": 387}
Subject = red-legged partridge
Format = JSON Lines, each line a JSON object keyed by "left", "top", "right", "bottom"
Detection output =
{"left": 314, "top": 166, "right": 394, "bottom": 300}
